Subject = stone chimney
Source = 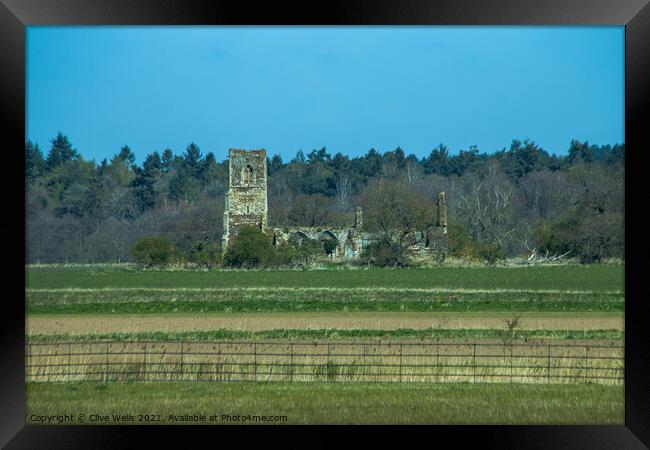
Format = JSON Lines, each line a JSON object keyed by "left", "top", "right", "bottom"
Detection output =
{"left": 437, "top": 192, "right": 447, "bottom": 227}
{"left": 354, "top": 206, "right": 363, "bottom": 229}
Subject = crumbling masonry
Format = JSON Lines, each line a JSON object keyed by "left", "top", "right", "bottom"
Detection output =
{"left": 222, "top": 149, "right": 447, "bottom": 260}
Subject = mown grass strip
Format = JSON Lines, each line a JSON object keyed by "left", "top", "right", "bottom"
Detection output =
{"left": 27, "top": 287, "right": 624, "bottom": 295}
{"left": 26, "top": 328, "right": 624, "bottom": 343}
{"left": 26, "top": 265, "right": 624, "bottom": 292}
{"left": 27, "top": 301, "right": 622, "bottom": 314}
{"left": 26, "top": 290, "right": 623, "bottom": 314}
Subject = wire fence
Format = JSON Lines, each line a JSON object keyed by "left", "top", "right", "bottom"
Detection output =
{"left": 26, "top": 340, "right": 624, "bottom": 385}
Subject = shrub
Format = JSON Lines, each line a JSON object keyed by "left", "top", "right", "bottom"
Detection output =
{"left": 266, "top": 241, "right": 300, "bottom": 267}
{"left": 360, "top": 239, "right": 411, "bottom": 268}
{"left": 446, "top": 223, "right": 480, "bottom": 261}
{"left": 534, "top": 220, "right": 574, "bottom": 257}
{"left": 477, "top": 242, "right": 506, "bottom": 265}
{"left": 131, "top": 236, "right": 177, "bottom": 267}
{"left": 222, "top": 227, "right": 272, "bottom": 269}
{"left": 295, "top": 238, "right": 324, "bottom": 265}
{"left": 266, "top": 238, "right": 326, "bottom": 268}
{"left": 534, "top": 215, "right": 623, "bottom": 263}
{"left": 187, "top": 241, "right": 222, "bottom": 269}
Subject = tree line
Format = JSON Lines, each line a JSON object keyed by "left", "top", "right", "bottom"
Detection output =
{"left": 25, "top": 132, "right": 624, "bottom": 264}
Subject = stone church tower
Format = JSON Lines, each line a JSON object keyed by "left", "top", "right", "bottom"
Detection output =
{"left": 221, "top": 149, "right": 268, "bottom": 249}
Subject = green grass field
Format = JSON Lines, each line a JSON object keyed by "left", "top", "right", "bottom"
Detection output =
{"left": 26, "top": 264, "right": 624, "bottom": 291}
{"left": 26, "top": 265, "right": 624, "bottom": 315}
{"left": 27, "top": 328, "right": 624, "bottom": 342}
{"left": 26, "top": 289, "right": 623, "bottom": 314}
{"left": 26, "top": 382, "right": 624, "bottom": 424}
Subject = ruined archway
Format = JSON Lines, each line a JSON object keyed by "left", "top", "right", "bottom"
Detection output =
{"left": 318, "top": 231, "right": 340, "bottom": 257}
{"left": 288, "top": 231, "right": 310, "bottom": 247}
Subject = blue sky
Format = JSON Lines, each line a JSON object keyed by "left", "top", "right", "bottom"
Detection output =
{"left": 26, "top": 26, "right": 624, "bottom": 164}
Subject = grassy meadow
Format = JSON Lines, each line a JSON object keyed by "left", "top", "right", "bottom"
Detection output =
{"left": 26, "top": 289, "right": 623, "bottom": 314}
{"left": 27, "top": 264, "right": 623, "bottom": 291}
{"left": 25, "top": 264, "right": 625, "bottom": 424}
{"left": 27, "top": 382, "right": 624, "bottom": 425}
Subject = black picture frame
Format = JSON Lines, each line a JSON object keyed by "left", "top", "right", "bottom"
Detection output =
{"left": 2, "top": 0, "right": 649, "bottom": 447}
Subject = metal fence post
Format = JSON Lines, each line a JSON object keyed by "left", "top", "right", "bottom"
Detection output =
{"left": 363, "top": 343, "right": 367, "bottom": 380}
{"left": 105, "top": 342, "right": 109, "bottom": 383}
{"left": 547, "top": 344, "right": 551, "bottom": 384}
{"left": 180, "top": 341, "right": 184, "bottom": 381}
{"left": 400, "top": 344, "right": 403, "bottom": 383}
{"left": 143, "top": 342, "right": 148, "bottom": 382}
{"left": 473, "top": 344, "right": 477, "bottom": 383}
{"left": 327, "top": 343, "right": 331, "bottom": 383}
{"left": 584, "top": 346, "right": 589, "bottom": 384}
{"left": 618, "top": 346, "right": 624, "bottom": 383}
{"left": 217, "top": 342, "right": 221, "bottom": 381}
{"left": 510, "top": 345, "right": 513, "bottom": 383}
{"left": 26, "top": 344, "right": 29, "bottom": 383}
{"left": 67, "top": 343, "right": 71, "bottom": 383}
{"left": 290, "top": 343, "right": 294, "bottom": 382}
{"left": 436, "top": 342, "right": 440, "bottom": 382}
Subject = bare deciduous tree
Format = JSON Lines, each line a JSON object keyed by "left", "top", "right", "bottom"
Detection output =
{"left": 456, "top": 171, "right": 516, "bottom": 248}
{"left": 361, "top": 180, "right": 436, "bottom": 250}
{"left": 335, "top": 175, "right": 352, "bottom": 212}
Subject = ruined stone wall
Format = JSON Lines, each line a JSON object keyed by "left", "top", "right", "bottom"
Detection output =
{"left": 271, "top": 226, "right": 367, "bottom": 258}
{"left": 222, "top": 149, "right": 448, "bottom": 262}
{"left": 401, "top": 226, "right": 448, "bottom": 262}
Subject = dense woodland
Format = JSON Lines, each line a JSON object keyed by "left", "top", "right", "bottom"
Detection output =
{"left": 25, "top": 133, "right": 624, "bottom": 264}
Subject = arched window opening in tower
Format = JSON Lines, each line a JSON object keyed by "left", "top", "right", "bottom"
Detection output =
{"left": 242, "top": 165, "right": 254, "bottom": 185}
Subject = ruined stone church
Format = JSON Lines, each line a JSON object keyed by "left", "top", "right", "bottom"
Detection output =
{"left": 221, "top": 149, "right": 448, "bottom": 260}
